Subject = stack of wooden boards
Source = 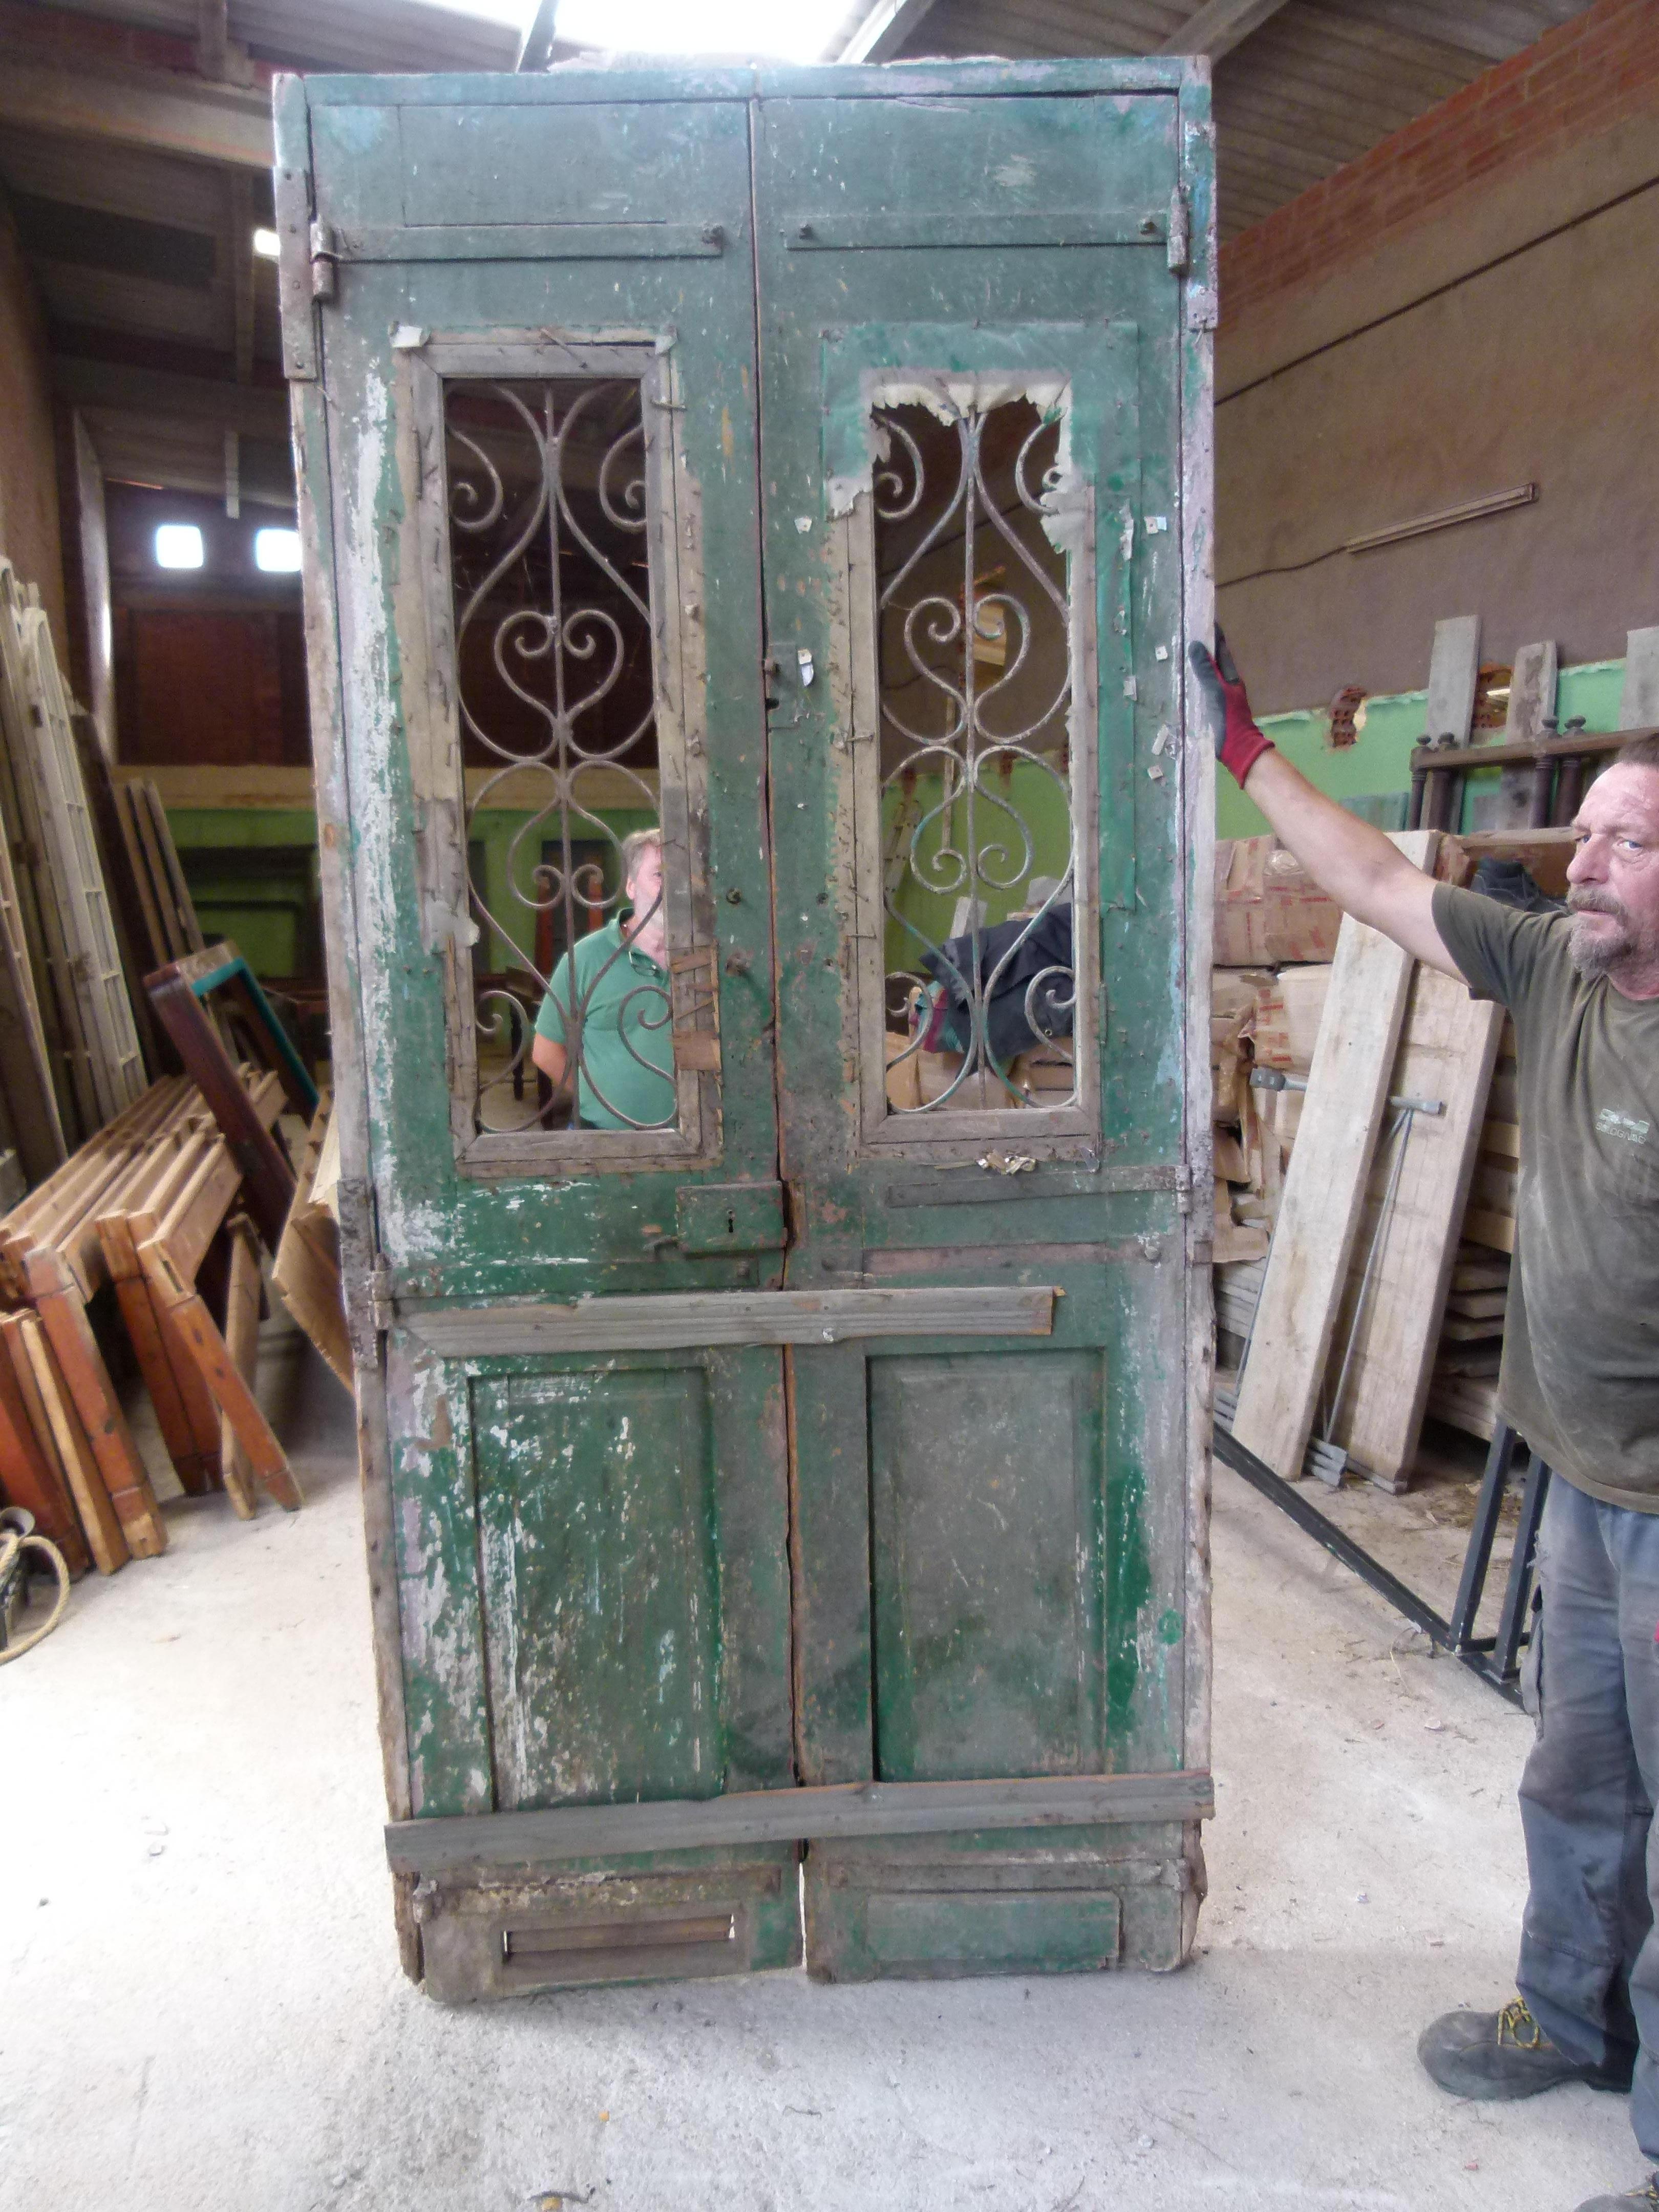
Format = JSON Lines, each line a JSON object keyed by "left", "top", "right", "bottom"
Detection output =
{"left": 1422, "top": 1034, "right": 1519, "bottom": 1443}
{"left": 0, "top": 1073, "right": 307, "bottom": 1577}
{"left": 1216, "top": 828, "right": 1520, "bottom": 1492}
{"left": 1210, "top": 834, "right": 1342, "bottom": 1265}
{"left": 1426, "top": 1244, "right": 1513, "bottom": 1444}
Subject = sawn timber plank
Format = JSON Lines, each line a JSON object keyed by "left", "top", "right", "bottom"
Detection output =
{"left": 24, "top": 1245, "right": 167, "bottom": 1557}
{"left": 136, "top": 1229, "right": 302, "bottom": 1513}
{"left": 1229, "top": 834, "right": 1437, "bottom": 1482}
{"left": 217, "top": 1213, "right": 261, "bottom": 1520}
{"left": 10, "top": 1311, "right": 127, "bottom": 1575}
{"left": 1321, "top": 966, "right": 1505, "bottom": 1487}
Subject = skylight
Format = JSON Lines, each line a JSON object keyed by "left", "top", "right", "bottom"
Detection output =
{"left": 435, "top": 0, "right": 848, "bottom": 62}
{"left": 254, "top": 528, "right": 304, "bottom": 573}
{"left": 155, "top": 524, "right": 204, "bottom": 570}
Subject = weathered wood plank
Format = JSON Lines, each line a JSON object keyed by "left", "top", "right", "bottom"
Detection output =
{"left": 138, "top": 1234, "right": 301, "bottom": 1513}
{"left": 1494, "top": 640, "right": 1558, "bottom": 832}
{"left": 110, "top": 1272, "right": 216, "bottom": 1496}
{"left": 272, "top": 1093, "right": 352, "bottom": 1390}
{"left": 12, "top": 1312, "right": 127, "bottom": 1575}
{"left": 403, "top": 1284, "right": 1055, "bottom": 1355}
{"left": 1425, "top": 615, "right": 1480, "bottom": 743}
{"left": 26, "top": 1247, "right": 167, "bottom": 1558}
{"left": 1323, "top": 968, "right": 1505, "bottom": 1486}
{"left": 1231, "top": 835, "right": 1434, "bottom": 1480}
{"left": 386, "top": 1769, "right": 1217, "bottom": 1876}
{"left": 218, "top": 1213, "right": 261, "bottom": 1520}
{"left": 0, "top": 1314, "right": 90, "bottom": 1571}
{"left": 1621, "top": 628, "right": 1659, "bottom": 731}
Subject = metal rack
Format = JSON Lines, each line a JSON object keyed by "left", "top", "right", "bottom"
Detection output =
{"left": 1214, "top": 1416, "right": 1548, "bottom": 1704}
{"left": 1407, "top": 723, "right": 1657, "bottom": 833}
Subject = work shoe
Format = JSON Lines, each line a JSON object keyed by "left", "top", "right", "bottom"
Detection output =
{"left": 1575, "top": 2180, "right": 1659, "bottom": 2210}
{"left": 1418, "top": 1997, "right": 1635, "bottom": 2099}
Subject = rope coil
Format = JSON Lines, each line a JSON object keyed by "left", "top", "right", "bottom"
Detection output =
{"left": 0, "top": 1522, "right": 71, "bottom": 1664}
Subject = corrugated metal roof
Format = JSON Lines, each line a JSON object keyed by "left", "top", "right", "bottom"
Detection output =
{"left": 0, "top": 0, "right": 1602, "bottom": 507}
{"left": 882, "top": 0, "right": 1590, "bottom": 237}
{"left": 31, "top": 0, "right": 521, "bottom": 71}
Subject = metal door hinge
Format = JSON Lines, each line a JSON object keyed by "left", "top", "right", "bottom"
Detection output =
{"left": 1167, "top": 188, "right": 1190, "bottom": 275}
{"left": 1175, "top": 1161, "right": 1194, "bottom": 1215}
{"left": 310, "top": 220, "right": 339, "bottom": 302}
{"left": 370, "top": 1261, "right": 394, "bottom": 1334}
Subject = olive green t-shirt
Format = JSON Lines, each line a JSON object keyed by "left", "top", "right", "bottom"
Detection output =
{"left": 535, "top": 917, "right": 674, "bottom": 1133}
{"left": 1433, "top": 881, "right": 1659, "bottom": 1512}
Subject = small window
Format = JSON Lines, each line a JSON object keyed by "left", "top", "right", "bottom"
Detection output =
{"left": 254, "top": 527, "right": 302, "bottom": 573}
{"left": 873, "top": 394, "right": 1083, "bottom": 1120}
{"left": 252, "top": 227, "right": 281, "bottom": 260}
{"left": 154, "top": 524, "right": 204, "bottom": 570}
{"left": 435, "top": 369, "right": 705, "bottom": 1159}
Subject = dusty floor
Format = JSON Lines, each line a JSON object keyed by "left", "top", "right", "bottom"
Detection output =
{"left": 0, "top": 1339, "right": 1644, "bottom": 2212}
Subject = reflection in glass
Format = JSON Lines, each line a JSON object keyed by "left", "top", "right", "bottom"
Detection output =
{"left": 441, "top": 377, "right": 678, "bottom": 1136}
{"left": 876, "top": 397, "right": 1079, "bottom": 1117}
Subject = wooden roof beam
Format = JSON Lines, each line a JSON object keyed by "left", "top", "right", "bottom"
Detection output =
{"left": 0, "top": 59, "right": 272, "bottom": 171}
{"left": 838, "top": 0, "right": 940, "bottom": 64}
{"left": 54, "top": 357, "right": 290, "bottom": 442}
{"left": 1158, "top": 0, "right": 1294, "bottom": 62}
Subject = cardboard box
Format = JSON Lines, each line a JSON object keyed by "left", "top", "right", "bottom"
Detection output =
{"left": 1252, "top": 964, "right": 1332, "bottom": 1073}
{"left": 1213, "top": 836, "right": 1342, "bottom": 966}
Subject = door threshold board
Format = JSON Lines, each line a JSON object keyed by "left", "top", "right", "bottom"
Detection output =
{"left": 387, "top": 1771, "right": 1214, "bottom": 1877}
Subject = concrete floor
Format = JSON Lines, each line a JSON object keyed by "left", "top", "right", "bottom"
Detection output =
{"left": 0, "top": 1344, "right": 1644, "bottom": 2212}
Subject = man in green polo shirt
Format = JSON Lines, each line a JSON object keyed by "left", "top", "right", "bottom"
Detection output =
{"left": 530, "top": 826, "right": 675, "bottom": 1131}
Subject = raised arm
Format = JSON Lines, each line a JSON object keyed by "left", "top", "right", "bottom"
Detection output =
{"left": 1193, "top": 635, "right": 1461, "bottom": 981}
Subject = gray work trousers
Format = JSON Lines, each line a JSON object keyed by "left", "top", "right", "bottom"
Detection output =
{"left": 1517, "top": 1474, "right": 1659, "bottom": 2158}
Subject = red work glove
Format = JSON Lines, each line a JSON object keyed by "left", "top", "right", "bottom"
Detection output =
{"left": 1189, "top": 629, "right": 1274, "bottom": 787}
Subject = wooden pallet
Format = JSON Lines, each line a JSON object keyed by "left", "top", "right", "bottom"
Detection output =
{"left": 93, "top": 1068, "right": 287, "bottom": 1506}
{"left": 0, "top": 1068, "right": 297, "bottom": 1563}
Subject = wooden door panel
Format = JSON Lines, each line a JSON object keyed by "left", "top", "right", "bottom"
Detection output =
{"left": 476, "top": 1366, "right": 722, "bottom": 1808}
{"left": 803, "top": 1824, "right": 1196, "bottom": 1982}
{"left": 841, "top": 1878, "right": 1121, "bottom": 1980}
{"left": 416, "top": 1845, "right": 802, "bottom": 2002}
{"left": 754, "top": 73, "right": 1210, "bottom": 1979}
{"left": 394, "top": 1342, "right": 794, "bottom": 1818}
{"left": 868, "top": 1347, "right": 1103, "bottom": 1783}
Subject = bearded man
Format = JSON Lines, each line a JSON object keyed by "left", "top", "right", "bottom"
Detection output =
{"left": 1193, "top": 634, "right": 1659, "bottom": 2212}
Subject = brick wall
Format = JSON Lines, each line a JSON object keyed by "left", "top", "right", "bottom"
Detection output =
{"left": 1220, "top": 0, "right": 1659, "bottom": 327}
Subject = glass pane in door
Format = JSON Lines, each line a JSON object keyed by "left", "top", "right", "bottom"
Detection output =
{"left": 874, "top": 394, "right": 1084, "bottom": 1119}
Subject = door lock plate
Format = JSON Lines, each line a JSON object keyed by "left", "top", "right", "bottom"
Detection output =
{"left": 675, "top": 1181, "right": 788, "bottom": 1254}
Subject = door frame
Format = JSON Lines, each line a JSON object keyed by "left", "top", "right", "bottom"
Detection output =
{"left": 277, "top": 53, "right": 1218, "bottom": 1988}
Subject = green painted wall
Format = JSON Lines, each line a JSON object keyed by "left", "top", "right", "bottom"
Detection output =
{"left": 161, "top": 652, "right": 1635, "bottom": 982}
{"left": 164, "top": 804, "right": 657, "bottom": 982}
{"left": 1216, "top": 657, "right": 1628, "bottom": 838}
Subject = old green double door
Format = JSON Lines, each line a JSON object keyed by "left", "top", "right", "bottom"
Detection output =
{"left": 280, "top": 58, "right": 1214, "bottom": 1998}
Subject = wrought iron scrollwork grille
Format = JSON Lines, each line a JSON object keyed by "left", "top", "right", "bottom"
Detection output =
{"left": 874, "top": 395, "right": 1081, "bottom": 1117}
{"left": 442, "top": 376, "right": 678, "bottom": 1137}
